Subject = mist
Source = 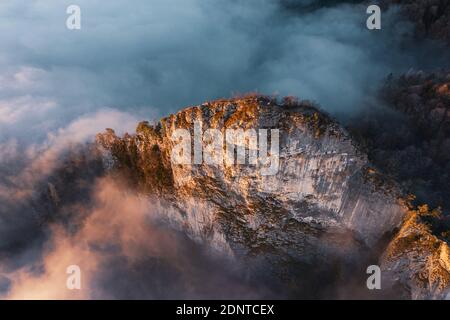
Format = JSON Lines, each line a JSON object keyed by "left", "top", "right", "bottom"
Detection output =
{"left": 3, "top": 177, "right": 278, "bottom": 299}
{"left": 0, "top": 0, "right": 448, "bottom": 299}
{"left": 1, "top": 0, "right": 448, "bottom": 143}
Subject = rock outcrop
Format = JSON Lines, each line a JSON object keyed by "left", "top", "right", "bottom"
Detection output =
{"left": 381, "top": 206, "right": 450, "bottom": 299}
{"left": 346, "top": 69, "right": 450, "bottom": 299}
{"left": 97, "top": 95, "right": 408, "bottom": 297}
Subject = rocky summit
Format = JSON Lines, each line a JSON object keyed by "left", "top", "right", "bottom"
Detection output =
{"left": 95, "top": 94, "right": 449, "bottom": 299}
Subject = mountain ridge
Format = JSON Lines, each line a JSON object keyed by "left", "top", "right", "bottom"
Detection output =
{"left": 96, "top": 94, "right": 420, "bottom": 298}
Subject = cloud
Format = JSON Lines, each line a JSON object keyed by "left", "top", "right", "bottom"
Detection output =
{"left": 0, "top": 0, "right": 447, "bottom": 130}
{"left": 2, "top": 109, "right": 137, "bottom": 192}
{"left": 0, "top": 109, "right": 138, "bottom": 278}
{"left": 0, "top": 0, "right": 449, "bottom": 299}
{"left": 3, "top": 177, "right": 276, "bottom": 299}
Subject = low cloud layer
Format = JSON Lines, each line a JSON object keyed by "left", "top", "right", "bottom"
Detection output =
{"left": 0, "top": 0, "right": 449, "bottom": 299}
{"left": 1, "top": 0, "right": 448, "bottom": 140}
{"left": 3, "top": 177, "right": 277, "bottom": 299}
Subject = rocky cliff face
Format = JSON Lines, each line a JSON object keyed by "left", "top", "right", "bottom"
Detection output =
{"left": 381, "top": 206, "right": 450, "bottom": 299}
{"left": 96, "top": 95, "right": 411, "bottom": 297}
{"left": 346, "top": 69, "right": 450, "bottom": 299}
{"left": 379, "top": 72, "right": 450, "bottom": 299}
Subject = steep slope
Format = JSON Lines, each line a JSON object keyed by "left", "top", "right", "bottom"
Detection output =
{"left": 96, "top": 95, "right": 407, "bottom": 296}
{"left": 381, "top": 206, "right": 450, "bottom": 299}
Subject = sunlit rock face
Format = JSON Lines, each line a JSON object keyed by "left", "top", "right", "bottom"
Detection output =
{"left": 381, "top": 208, "right": 450, "bottom": 300}
{"left": 96, "top": 95, "right": 407, "bottom": 288}
{"left": 377, "top": 71, "right": 450, "bottom": 299}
